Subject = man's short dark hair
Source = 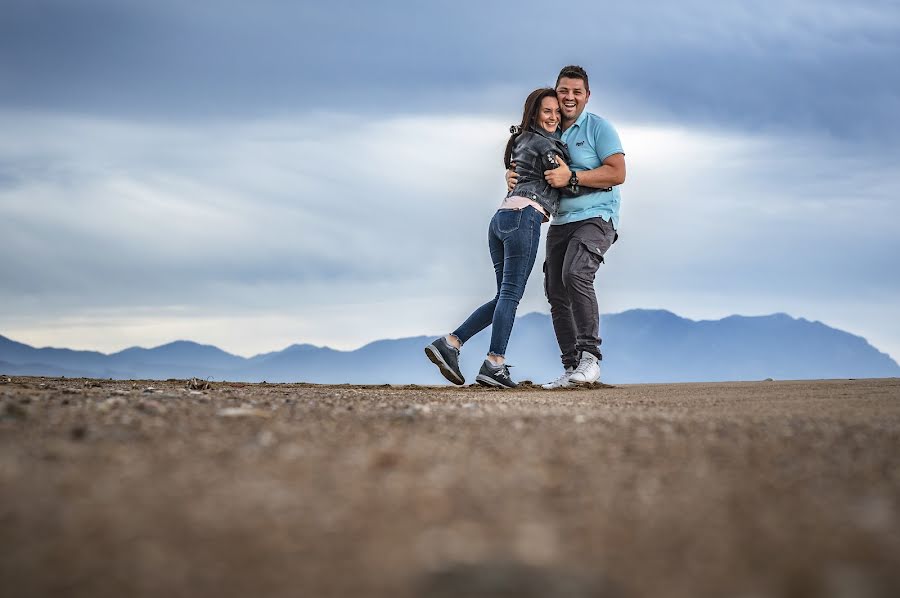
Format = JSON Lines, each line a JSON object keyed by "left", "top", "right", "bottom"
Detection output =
{"left": 556, "top": 65, "right": 590, "bottom": 93}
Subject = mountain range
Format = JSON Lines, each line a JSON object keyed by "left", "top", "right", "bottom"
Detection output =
{"left": 1, "top": 310, "right": 898, "bottom": 384}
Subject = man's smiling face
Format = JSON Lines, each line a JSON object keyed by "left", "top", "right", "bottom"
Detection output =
{"left": 556, "top": 76, "right": 590, "bottom": 123}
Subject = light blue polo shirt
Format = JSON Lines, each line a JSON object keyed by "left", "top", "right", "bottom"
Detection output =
{"left": 554, "top": 110, "right": 624, "bottom": 229}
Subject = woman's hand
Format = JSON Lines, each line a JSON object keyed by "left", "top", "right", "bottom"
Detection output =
{"left": 545, "top": 158, "right": 571, "bottom": 188}
{"left": 506, "top": 162, "right": 518, "bottom": 191}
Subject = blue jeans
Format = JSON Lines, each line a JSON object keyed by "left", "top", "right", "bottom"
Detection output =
{"left": 452, "top": 206, "right": 543, "bottom": 357}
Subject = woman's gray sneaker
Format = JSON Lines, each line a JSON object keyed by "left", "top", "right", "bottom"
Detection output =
{"left": 425, "top": 337, "right": 465, "bottom": 385}
{"left": 475, "top": 360, "right": 517, "bottom": 389}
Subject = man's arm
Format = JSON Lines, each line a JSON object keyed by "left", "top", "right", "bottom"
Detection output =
{"left": 545, "top": 152, "right": 626, "bottom": 189}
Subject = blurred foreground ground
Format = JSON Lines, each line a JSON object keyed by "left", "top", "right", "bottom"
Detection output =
{"left": 1, "top": 376, "right": 899, "bottom": 598}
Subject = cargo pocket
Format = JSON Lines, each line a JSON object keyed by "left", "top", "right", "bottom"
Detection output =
{"left": 571, "top": 241, "right": 603, "bottom": 280}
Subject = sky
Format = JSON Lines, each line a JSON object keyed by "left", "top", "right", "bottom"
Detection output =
{"left": 2, "top": 0, "right": 899, "bottom": 361}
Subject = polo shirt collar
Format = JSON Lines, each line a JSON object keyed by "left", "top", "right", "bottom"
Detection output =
{"left": 570, "top": 109, "right": 589, "bottom": 130}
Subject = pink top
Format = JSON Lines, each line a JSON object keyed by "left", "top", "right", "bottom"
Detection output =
{"left": 498, "top": 196, "right": 549, "bottom": 222}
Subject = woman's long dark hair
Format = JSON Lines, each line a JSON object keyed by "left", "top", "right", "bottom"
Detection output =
{"left": 503, "top": 87, "right": 558, "bottom": 169}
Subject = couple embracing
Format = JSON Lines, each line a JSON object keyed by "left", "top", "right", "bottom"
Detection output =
{"left": 425, "top": 65, "right": 627, "bottom": 389}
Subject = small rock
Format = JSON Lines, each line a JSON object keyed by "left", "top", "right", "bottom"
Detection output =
{"left": 397, "top": 407, "right": 418, "bottom": 420}
{"left": 217, "top": 407, "right": 271, "bottom": 419}
{"left": 257, "top": 430, "right": 276, "bottom": 447}
{"left": 187, "top": 378, "right": 212, "bottom": 391}
{"left": 0, "top": 375, "right": 11, "bottom": 384}
{"left": 70, "top": 425, "right": 88, "bottom": 441}
{"left": 371, "top": 450, "right": 400, "bottom": 469}
{"left": 97, "top": 397, "right": 126, "bottom": 412}
{"left": 3, "top": 402, "right": 27, "bottom": 420}
{"left": 142, "top": 387, "right": 157, "bottom": 394}
{"left": 137, "top": 399, "right": 167, "bottom": 416}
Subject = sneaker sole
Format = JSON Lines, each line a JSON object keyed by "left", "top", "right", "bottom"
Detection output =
{"left": 475, "top": 374, "right": 516, "bottom": 389}
{"left": 570, "top": 373, "right": 601, "bottom": 385}
{"left": 541, "top": 382, "right": 573, "bottom": 389}
{"left": 424, "top": 345, "right": 465, "bottom": 385}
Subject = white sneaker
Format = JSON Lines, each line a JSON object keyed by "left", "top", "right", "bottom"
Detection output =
{"left": 569, "top": 352, "right": 600, "bottom": 384}
{"left": 541, "top": 367, "right": 575, "bottom": 389}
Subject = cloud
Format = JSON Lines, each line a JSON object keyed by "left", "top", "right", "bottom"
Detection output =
{"left": 1, "top": 109, "right": 898, "bottom": 359}
{"left": 1, "top": 0, "right": 897, "bottom": 144}
{"left": 0, "top": 110, "right": 506, "bottom": 315}
{"left": 1, "top": 0, "right": 898, "bottom": 359}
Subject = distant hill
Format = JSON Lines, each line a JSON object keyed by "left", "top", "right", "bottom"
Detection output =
{"left": 1, "top": 310, "right": 898, "bottom": 384}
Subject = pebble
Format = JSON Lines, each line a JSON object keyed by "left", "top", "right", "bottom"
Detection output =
{"left": 3, "top": 402, "right": 28, "bottom": 420}
{"left": 70, "top": 425, "right": 88, "bottom": 441}
{"left": 257, "top": 430, "right": 276, "bottom": 447}
{"left": 137, "top": 400, "right": 167, "bottom": 416}
{"left": 187, "top": 378, "right": 212, "bottom": 391}
{"left": 97, "top": 398, "right": 126, "bottom": 412}
{"left": 217, "top": 407, "right": 271, "bottom": 419}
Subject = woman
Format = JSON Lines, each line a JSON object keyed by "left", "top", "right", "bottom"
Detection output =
{"left": 425, "top": 88, "right": 570, "bottom": 388}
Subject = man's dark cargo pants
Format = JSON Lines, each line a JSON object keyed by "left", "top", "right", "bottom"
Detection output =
{"left": 544, "top": 216, "right": 617, "bottom": 370}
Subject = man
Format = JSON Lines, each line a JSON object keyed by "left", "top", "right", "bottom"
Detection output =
{"left": 507, "top": 65, "right": 626, "bottom": 388}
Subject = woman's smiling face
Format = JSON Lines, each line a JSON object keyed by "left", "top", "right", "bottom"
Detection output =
{"left": 536, "top": 96, "right": 561, "bottom": 133}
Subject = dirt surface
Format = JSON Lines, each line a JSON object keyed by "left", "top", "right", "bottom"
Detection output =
{"left": 1, "top": 376, "right": 899, "bottom": 598}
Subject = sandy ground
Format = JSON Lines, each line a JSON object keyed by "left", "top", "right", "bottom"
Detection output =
{"left": 1, "top": 375, "right": 898, "bottom": 598}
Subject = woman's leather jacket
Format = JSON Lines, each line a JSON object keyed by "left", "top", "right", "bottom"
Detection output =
{"left": 506, "top": 125, "right": 571, "bottom": 217}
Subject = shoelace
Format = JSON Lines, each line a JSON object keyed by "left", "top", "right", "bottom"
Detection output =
{"left": 573, "top": 357, "right": 595, "bottom": 376}
{"left": 497, "top": 364, "right": 513, "bottom": 380}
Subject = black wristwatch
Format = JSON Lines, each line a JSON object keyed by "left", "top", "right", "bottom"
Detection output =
{"left": 569, "top": 171, "right": 580, "bottom": 193}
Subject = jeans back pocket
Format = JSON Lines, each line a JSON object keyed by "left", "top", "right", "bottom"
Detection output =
{"left": 494, "top": 209, "right": 523, "bottom": 234}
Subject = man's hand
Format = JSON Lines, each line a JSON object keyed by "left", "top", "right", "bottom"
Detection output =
{"left": 505, "top": 162, "right": 518, "bottom": 191}
{"left": 545, "top": 159, "right": 571, "bottom": 188}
